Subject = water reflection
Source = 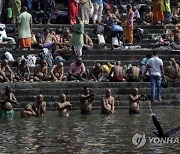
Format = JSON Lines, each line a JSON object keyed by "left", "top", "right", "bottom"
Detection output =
{"left": 0, "top": 108, "right": 179, "bottom": 153}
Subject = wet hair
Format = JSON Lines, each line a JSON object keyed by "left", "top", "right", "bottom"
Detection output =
{"left": 5, "top": 86, "right": 12, "bottom": 93}
{"left": 44, "top": 28, "right": 49, "bottom": 33}
{"left": 146, "top": 53, "right": 151, "bottom": 59}
{"left": 153, "top": 50, "right": 158, "bottom": 55}
{"left": 22, "top": 6, "right": 28, "bottom": 12}
{"left": 127, "top": 4, "right": 132, "bottom": 11}
{"left": 56, "top": 28, "right": 63, "bottom": 34}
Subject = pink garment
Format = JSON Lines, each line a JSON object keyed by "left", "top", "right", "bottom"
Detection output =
{"left": 128, "top": 10, "right": 134, "bottom": 27}
{"left": 69, "top": 62, "right": 86, "bottom": 75}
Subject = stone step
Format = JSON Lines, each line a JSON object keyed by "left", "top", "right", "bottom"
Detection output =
{"left": 0, "top": 82, "right": 179, "bottom": 90}
{"left": 0, "top": 48, "right": 179, "bottom": 57}
{"left": 9, "top": 87, "right": 180, "bottom": 96}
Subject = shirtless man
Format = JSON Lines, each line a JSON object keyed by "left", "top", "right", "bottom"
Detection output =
{"left": 165, "top": 58, "right": 180, "bottom": 81}
{"left": 90, "top": 63, "right": 103, "bottom": 81}
{"left": 83, "top": 34, "right": 93, "bottom": 50}
{"left": 21, "top": 104, "right": 36, "bottom": 118}
{"left": 16, "top": 59, "right": 30, "bottom": 81}
{"left": 32, "top": 94, "right": 46, "bottom": 116}
{"left": 61, "top": 29, "right": 72, "bottom": 49}
{"left": 80, "top": 87, "right": 95, "bottom": 114}
{"left": 101, "top": 89, "right": 115, "bottom": 114}
{"left": 0, "top": 60, "right": 14, "bottom": 82}
{"left": 109, "top": 61, "right": 124, "bottom": 82}
{"left": 50, "top": 62, "right": 64, "bottom": 81}
{"left": 0, "top": 86, "right": 17, "bottom": 118}
{"left": 127, "top": 62, "right": 141, "bottom": 82}
{"left": 34, "top": 60, "right": 50, "bottom": 81}
{"left": 170, "top": 26, "right": 180, "bottom": 50}
{"left": 41, "top": 28, "right": 63, "bottom": 52}
{"left": 57, "top": 94, "right": 72, "bottom": 117}
{"left": 142, "top": 6, "right": 153, "bottom": 26}
{"left": 129, "top": 88, "right": 146, "bottom": 114}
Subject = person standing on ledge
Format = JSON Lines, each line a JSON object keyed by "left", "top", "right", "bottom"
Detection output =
{"left": 17, "top": 6, "right": 32, "bottom": 50}
{"left": 57, "top": 94, "right": 72, "bottom": 117}
{"left": 129, "top": 88, "right": 146, "bottom": 114}
{"left": 0, "top": 86, "right": 17, "bottom": 118}
{"left": 124, "top": 4, "right": 134, "bottom": 44}
{"left": 69, "top": 17, "right": 84, "bottom": 57}
{"left": 32, "top": 94, "right": 46, "bottom": 116}
{"left": 101, "top": 89, "right": 115, "bottom": 114}
{"left": 144, "top": 50, "right": 165, "bottom": 103}
{"left": 80, "top": 87, "right": 95, "bottom": 114}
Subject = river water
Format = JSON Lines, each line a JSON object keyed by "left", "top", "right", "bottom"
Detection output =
{"left": 0, "top": 108, "right": 179, "bottom": 154}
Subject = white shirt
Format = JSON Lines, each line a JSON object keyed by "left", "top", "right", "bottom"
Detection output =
{"left": 147, "top": 56, "right": 163, "bottom": 76}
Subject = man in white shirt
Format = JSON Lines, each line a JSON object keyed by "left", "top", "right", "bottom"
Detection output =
{"left": 144, "top": 50, "right": 165, "bottom": 102}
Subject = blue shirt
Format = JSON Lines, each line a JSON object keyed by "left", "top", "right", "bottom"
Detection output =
{"left": 92, "top": 0, "right": 103, "bottom": 4}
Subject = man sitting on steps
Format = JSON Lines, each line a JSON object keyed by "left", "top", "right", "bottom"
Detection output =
{"left": 67, "top": 58, "right": 87, "bottom": 81}
{"left": 33, "top": 60, "right": 50, "bottom": 81}
{"left": 0, "top": 60, "right": 14, "bottom": 82}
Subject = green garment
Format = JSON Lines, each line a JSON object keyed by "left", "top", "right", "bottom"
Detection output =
{"left": 17, "top": 12, "right": 32, "bottom": 38}
{"left": 11, "top": 0, "right": 21, "bottom": 23}
{"left": 69, "top": 21, "right": 84, "bottom": 47}
{"left": 161, "top": 0, "right": 171, "bottom": 12}
{"left": 0, "top": 109, "right": 14, "bottom": 118}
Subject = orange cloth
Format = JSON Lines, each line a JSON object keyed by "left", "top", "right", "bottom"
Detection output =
{"left": 153, "top": 0, "right": 164, "bottom": 22}
{"left": 18, "top": 38, "right": 31, "bottom": 48}
{"left": 124, "top": 20, "right": 133, "bottom": 43}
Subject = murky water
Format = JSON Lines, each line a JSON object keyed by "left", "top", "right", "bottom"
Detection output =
{"left": 0, "top": 108, "right": 179, "bottom": 154}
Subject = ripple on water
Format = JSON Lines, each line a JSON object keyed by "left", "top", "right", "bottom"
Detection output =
{"left": 0, "top": 109, "right": 179, "bottom": 153}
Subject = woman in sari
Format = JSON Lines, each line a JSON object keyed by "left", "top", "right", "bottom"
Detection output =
{"left": 79, "top": 0, "right": 91, "bottom": 24}
{"left": 152, "top": 0, "right": 164, "bottom": 24}
{"left": 68, "top": 0, "right": 79, "bottom": 24}
{"left": 124, "top": 4, "right": 134, "bottom": 44}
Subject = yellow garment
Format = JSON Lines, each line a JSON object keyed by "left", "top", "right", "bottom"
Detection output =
{"left": 124, "top": 20, "right": 133, "bottom": 43}
{"left": 161, "top": 0, "right": 171, "bottom": 12}
{"left": 153, "top": 0, "right": 164, "bottom": 22}
{"left": 101, "top": 63, "right": 113, "bottom": 74}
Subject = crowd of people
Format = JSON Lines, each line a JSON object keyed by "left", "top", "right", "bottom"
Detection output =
{"left": 0, "top": 1, "right": 179, "bottom": 118}
{"left": 0, "top": 53, "right": 179, "bottom": 83}
{"left": 0, "top": 85, "right": 148, "bottom": 118}
{"left": 0, "top": 1, "right": 179, "bottom": 52}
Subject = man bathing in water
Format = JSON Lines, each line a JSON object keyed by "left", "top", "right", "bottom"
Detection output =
{"left": 34, "top": 60, "right": 50, "bottom": 81}
{"left": 0, "top": 86, "right": 17, "bottom": 118}
{"left": 32, "top": 94, "right": 46, "bottom": 116}
{"left": 101, "top": 89, "right": 115, "bottom": 114}
{"left": 57, "top": 94, "right": 72, "bottom": 117}
{"left": 129, "top": 88, "right": 146, "bottom": 114}
{"left": 80, "top": 87, "right": 95, "bottom": 114}
{"left": 50, "top": 62, "right": 64, "bottom": 82}
{"left": 16, "top": 59, "right": 30, "bottom": 81}
{"left": 0, "top": 60, "right": 14, "bottom": 82}
{"left": 109, "top": 61, "right": 124, "bottom": 82}
{"left": 21, "top": 104, "right": 36, "bottom": 118}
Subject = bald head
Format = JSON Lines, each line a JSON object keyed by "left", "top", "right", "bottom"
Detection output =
{"left": 132, "top": 88, "right": 138, "bottom": 95}
{"left": 57, "top": 62, "right": 63, "bottom": 68}
{"left": 105, "top": 89, "right": 111, "bottom": 97}
{"left": 37, "top": 94, "right": 44, "bottom": 101}
{"left": 116, "top": 61, "right": 121, "bottom": 66}
{"left": 60, "top": 93, "right": 66, "bottom": 102}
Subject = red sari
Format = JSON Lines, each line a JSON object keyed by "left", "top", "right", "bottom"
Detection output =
{"left": 68, "top": 0, "right": 79, "bottom": 24}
